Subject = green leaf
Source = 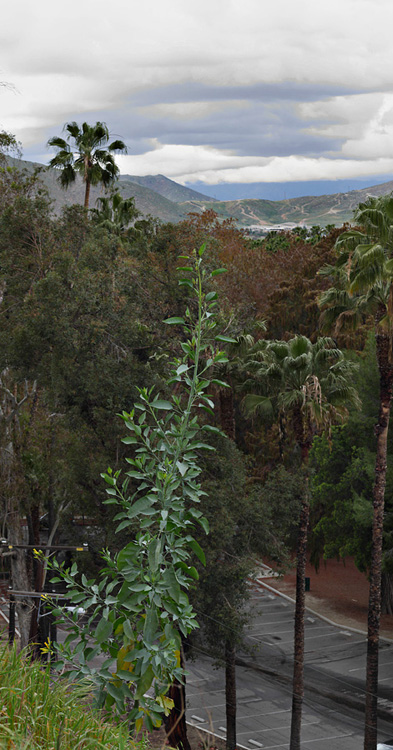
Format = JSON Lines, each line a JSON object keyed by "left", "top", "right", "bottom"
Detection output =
{"left": 121, "top": 436, "right": 138, "bottom": 444}
{"left": 106, "top": 682, "right": 124, "bottom": 702}
{"left": 164, "top": 317, "right": 185, "bottom": 325}
{"left": 134, "top": 665, "right": 154, "bottom": 700}
{"left": 215, "top": 335, "right": 237, "bottom": 343}
{"left": 188, "top": 442, "right": 215, "bottom": 451}
{"left": 143, "top": 607, "right": 159, "bottom": 643}
{"left": 198, "top": 516, "right": 209, "bottom": 535}
{"left": 148, "top": 538, "right": 162, "bottom": 573}
{"left": 127, "top": 495, "right": 155, "bottom": 519}
{"left": 205, "top": 291, "right": 217, "bottom": 301}
{"left": 187, "top": 537, "right": 206, "bottom": 565}
{"left": 115, "top": 519, "right": 131, "bottom": 533}
{"left": 198, "top": 243, "right": 206, "bottom": 256}
{"left": 188, "top": 566, "right": 199, "bottom": 580}
{"left": 94, "top": 617, "right": 113, "bottom": 644}
{"left": 151, "top": 400, "right": 173, "bottom": 410}
{"left": 102, "top": 474, "right": 116, "bottom": 486}
{"left": 122, "top": 620, "right": 133, "bottom": 641}
{"left": 211, "top": 378, "right": 230, "bottom": 388}
{"left": 211, "top": 268, "right": 227, "bottom": 276}
{"left": 176, "top": 460, "right": 188, "bottom": 476}
{"left": 164, "top": 568, "right": 181, "bottom": 603}
{"left": 202, "top": 424, "right": 225, "bottom": 435}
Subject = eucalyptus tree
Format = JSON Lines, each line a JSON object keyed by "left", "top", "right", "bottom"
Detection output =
{"left": 319, "top": 194, "right": 393, "bottom": 750}
{"left": 243, "top": 334, "right": 359, "bottom": 750}
{"left": 47, "top": 122, "right": 127, "bottom": 209}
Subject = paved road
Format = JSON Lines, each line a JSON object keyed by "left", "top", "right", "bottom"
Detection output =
{"left": 243, "top": 583, "right": 393, "bottom": 711}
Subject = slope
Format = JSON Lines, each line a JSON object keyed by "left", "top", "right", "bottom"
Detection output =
{"left": 119, "top": 174, "right": 215, "bottom": 203}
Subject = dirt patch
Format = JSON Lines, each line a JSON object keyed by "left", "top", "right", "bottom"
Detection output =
{"left": 143, "top": 723, "right": 226, "bottom": 750}
{"left": 261, "top": 556, "right": 393, "bottom": 640}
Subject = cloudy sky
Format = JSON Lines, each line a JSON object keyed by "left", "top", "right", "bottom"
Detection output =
{"left": 2, "top": 0, "right": 393, "bottom": 199}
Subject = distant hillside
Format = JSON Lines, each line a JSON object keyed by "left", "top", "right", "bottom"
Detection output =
{"left": 5, "top": 157, "right": 393, "bottom": 228}
{"left": 119, "top": 174, "right": 214, "bottom": 203}
{"left": 180, "top": 181, "right": 393, "bottom": 227}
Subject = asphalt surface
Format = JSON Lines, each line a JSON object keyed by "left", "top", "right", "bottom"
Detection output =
{"left": 186, "top": 582, "right": 393, "bottom": 748}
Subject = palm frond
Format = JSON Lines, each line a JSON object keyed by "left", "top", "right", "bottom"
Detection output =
{"left": 352, "top": 243, "right": 385, "bottom": 267}
{"left": 108, "top": 139, "right": 127, "bottom": 153}
{"left": 242, "top": 394, "right": 274, "bottom": 418}
{"left": 288, "top": 335, "right": 311, "bottom": 358}
{"left": 349, "top": 263, "right": 385, "bottom": 295}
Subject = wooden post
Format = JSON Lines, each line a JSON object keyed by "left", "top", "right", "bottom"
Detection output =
{"left": 8, "top": 594, "right": 15, "bottom": 644}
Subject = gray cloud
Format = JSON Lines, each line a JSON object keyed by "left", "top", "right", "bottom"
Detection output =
{"left": 3, "top": 0, "right": 393, "bottom": 184}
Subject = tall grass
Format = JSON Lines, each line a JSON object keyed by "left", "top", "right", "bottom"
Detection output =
{"left": 0, "top": 642, "right": 143, "bottom": 749}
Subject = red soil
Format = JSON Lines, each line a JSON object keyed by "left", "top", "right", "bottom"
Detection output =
{"left": 264, "top": 556, "right": 393, "bottom": 640}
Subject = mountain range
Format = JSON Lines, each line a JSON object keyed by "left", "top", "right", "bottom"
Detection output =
{"left": 8, "top": 157, "right": 393, "bottom": 228}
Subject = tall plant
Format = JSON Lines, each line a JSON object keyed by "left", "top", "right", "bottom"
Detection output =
{"left": 44, "top": 247, "right": 230, "bottom": 732}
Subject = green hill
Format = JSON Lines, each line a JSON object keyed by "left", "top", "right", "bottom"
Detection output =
{"left": 180, "top": 181, "right": 393, "bottom": 227}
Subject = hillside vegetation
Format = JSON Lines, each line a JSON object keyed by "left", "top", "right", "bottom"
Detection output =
{"left": 10, "top": 156, "right": 393, "bottom": 226}
{"left": 0, "top": 643, "right": 138, "bottom": 750}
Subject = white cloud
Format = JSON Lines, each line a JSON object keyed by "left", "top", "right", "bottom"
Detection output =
{"left": 299, "top": 92, "right": 393, "bottom": 162}
{"left": 117, "top": 142, "right": 393, "bottom": 183}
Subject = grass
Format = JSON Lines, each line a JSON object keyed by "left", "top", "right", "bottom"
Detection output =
{"left": 0, "top": 641, "right": 144, "bottom": 749}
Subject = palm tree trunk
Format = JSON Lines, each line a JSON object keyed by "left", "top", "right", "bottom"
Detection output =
{"left": 225, "top": 638, "right": 237, "bottom": 750}
{"left": 289, "top": 487, "right": 309, "bottom": 750}
{"left": 364, "top": 328, "right": 393, "bottom": 750}
{"left": 84, "top": 180, "right": 91, "bottom": 210}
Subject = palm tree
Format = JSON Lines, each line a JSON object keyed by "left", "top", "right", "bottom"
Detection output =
{"left": 242, "top": 335, "right": 359, "bottom": 750}
{"left": 47, "top": 122, "right": 127, "bottom": 209}
{"left": 319, "top": 194, "right": 393, "bottom": 750}
{"left": 90, "top": 191, "right": 140, "bottom": 236}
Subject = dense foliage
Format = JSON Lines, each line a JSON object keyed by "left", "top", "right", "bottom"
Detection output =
{"left": 2, "top": 147, "right": 393, "bottom": 748}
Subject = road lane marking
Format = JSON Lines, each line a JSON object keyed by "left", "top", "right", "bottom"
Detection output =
{"left": 238, "top": 709, "right": 290, "bottom": 720}
{"left": 237, "top": 720, "right": 319, "bottom": 736}
{"left": 261, "top": 734, "right": 353, "bottom": 749}
{"left": 248, "top": 625, "right": 331, "bottom": 636}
